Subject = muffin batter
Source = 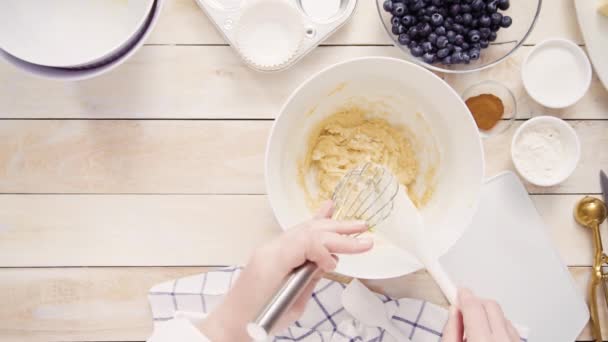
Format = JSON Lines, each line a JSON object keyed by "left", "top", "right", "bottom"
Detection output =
{"left": 299, "top": 106, "right": 422, "bottom": 209}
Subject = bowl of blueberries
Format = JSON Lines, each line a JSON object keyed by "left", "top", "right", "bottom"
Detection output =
{"left": 377, "top": 0, "right": 542, "bottom": 73}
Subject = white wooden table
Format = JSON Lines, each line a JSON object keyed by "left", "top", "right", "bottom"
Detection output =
{"left": 0, "top": 0, "right": 607, "bottom": 340}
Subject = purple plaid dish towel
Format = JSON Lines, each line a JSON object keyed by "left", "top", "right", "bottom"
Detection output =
{"left": 148, "top": 267, "right": 528, "bottom": 341}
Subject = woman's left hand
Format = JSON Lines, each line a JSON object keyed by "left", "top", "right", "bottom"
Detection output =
{"left": 199, "top": 201, "right": 374, "bottom": 341}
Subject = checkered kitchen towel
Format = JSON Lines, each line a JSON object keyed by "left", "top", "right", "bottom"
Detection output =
{"left": 148, "top": 267, "right": 528, "bottom": 341}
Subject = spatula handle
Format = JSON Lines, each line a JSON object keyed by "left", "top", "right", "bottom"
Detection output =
{"left": 425, "top": 258, "right": 457, "bottom": 304}
{"left": 247, "top": 261, "right": 319, "bottom": 340}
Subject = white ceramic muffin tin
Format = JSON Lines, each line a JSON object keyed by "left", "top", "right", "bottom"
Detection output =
{"left": 195, "top": 0, "right": 357, "bottom": 72}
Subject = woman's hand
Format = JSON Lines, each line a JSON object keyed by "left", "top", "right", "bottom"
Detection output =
{"left": 443, "top": 289, "right": 520, "bottom": 342}
{"left": 200, "top": 201, "right": 374, "bottom": 341}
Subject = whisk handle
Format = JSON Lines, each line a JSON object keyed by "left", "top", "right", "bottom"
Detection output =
{"left": 247, "top": 261, "right": 319, "bottom": 340}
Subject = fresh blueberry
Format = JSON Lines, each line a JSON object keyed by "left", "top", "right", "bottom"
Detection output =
{"left": 401, "top": 15, "right": 416, "bottom": 26}
{"left": 453, "top": 24, "right": 464, "bottom": 34}
{"left": 455, "top": 14, "right": 464, "bottom": 24}
{"left": 421, "top": 15, "right": 432, "bottom": 23}
{"left": 490, "top": 24, "right": 500, "bottom": 32}
{"left": 462, "top": 51, "right": 471, "bottom": 63}
{"left": 489, "top": 31, "right": 497, "bottom": 41}
{"left": 422, "top": 52, "right": 436, "bottom": 63}
{"left": 497, "top": 0, "right": 510, "bottom": 10}
{"left": 480, "top": 39, "right": 489, "bottom": 48}
{"left": 436, "top": 35, "right": 449, "bottom": 48}
{"left": 432, "top": 0, "right": 443, "bottom": 5}
{"left": 461, "top": 4, "right": 471, "bottom": 13}
{"left": 430, "top": 13, "right": 444, "bottom": 26}
{"left": 486, "top": 1, "right": 498, "bottom": 13}
{"left": 451, "top": 51, "right": 463, "bottom": 64}
{"left": 410, "top": 0, "right": 425, "bottom": 11}
{"left": 421, "top": 41, "right": 434, "bottom": 52}
{"left": 392, "top": 24, "right": 406, "bottom": 35}
{"left": 446, "top": 30, "right": 456, "bottom": 43}
{"left": 454, "top": 34, "right": 465, "bottom": 46}
{"left": 398, "top": 33, "right": 411, "bottom": 45}
{"left": 435, "top": 26, "right": 446, "bottom": 35}
{"left": 426, "top": 5, "right": 438, "bottom": 14}
{"left": 471, "top": 19, "right": 479, "bottom": 28}
{"left": 471, "top": 0, "right": 484, "bottom": 12}
{"left": 501, "top": 16, "right": 512, "bottom": 28}
{"left": 437, "top": 47, "right": 450, "bottom": 58}
{"left": 409, "top": 40, "right": 418, "bottom": 49}
{"left": 392, "top": 3, "right": 406, "bottom": 16}
{"left": 469, "top": 48, "right": 480, "bottom": 60}
{"left": 428, "top": 32, "right": 438, "bottom": 44}
{"left": 392, "top": 16, "right": 401, "bottom": 26}
{"left": 407, "top": 26, "right": 419, "bottom": 38}
{"left": 453, "top": 46, "right": 463, "bottom": 52}
{"left": 462, "top": 13, "right": 473, "bottom": 26}
{"left": 383, "top": 0, "right": 394, "bottom": 12}
{"left": 467, "top": 29, "right": 481, "bottom": 42}
{"left": 449, "top": 4, "right": 461, "bottom": 16}
{"left": 420, "top": 23, "right": 433, "bottom": 37}
{"left": 479, "top": 15, "right": 491, "bottom": 27}
{"left": 442, "top": 55, "right": 453, "bottom": 65}
{"left": 490, "top": 12, "right": 503, "bottom": 26}
{"left": 471, "top": 42, "right": 481, "bottom": 49}
{"left": 479, "top": 27, "right": 491, "bottom": 39}
{"left": 461, "top": 42, "right": 470, "bottom": 50}
{"left": 411, "top": 46, "right": 424, "bottom": 57}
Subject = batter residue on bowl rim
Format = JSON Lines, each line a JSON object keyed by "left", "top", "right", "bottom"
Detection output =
{"left": 298, "top": 105, "right": 435, "bottom": 210}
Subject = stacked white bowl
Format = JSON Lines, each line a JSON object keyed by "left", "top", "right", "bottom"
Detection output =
{"left": 0, "top": 0, "right": 163, "bottom": 81}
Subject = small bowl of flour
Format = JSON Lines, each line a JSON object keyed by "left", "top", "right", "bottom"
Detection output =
{"left": 511, "top": 116, "right": 580, "bottom": 187}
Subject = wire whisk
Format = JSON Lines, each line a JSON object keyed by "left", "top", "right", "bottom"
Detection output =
{"left": 247, "top": 163, "right": 400, "bottom": 340}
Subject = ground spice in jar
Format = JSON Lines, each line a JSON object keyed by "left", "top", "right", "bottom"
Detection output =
{"left": 465, "top": 93, "right": 504, "bottom": 131}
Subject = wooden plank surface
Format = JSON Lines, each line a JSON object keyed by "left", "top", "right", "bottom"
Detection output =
{"left": 145, "top": 0, "right": 583, "bottom": 45}
{"left": 0, "top": 0, "right": 605, "bottom": 341}
{"left": 0, "top": 266, "right": 603, "bottom": 342}
{"left": 2, "top": 46, "right": 606, "bottom": 120}
{"left": 0, "top": 120, "right": 605, "bottom": 195}
{"left": 0, "top": 194, "right": 604, "bottom": 267}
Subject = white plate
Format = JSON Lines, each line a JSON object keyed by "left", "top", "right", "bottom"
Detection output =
{"left": 265, "top": 57, "right": 484, "bottom": 279}
{"left": 575, "top": 0, "right": 608, "bottom": 91}
{"left": 0, "top": 0, "right": 163, "bottom": 81}
{"left": 0, "top": 0, "right": 154, "bottom": 68}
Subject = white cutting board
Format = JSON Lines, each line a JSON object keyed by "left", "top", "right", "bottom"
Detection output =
{"left": 440, "top": 172, "right": 589, "bottom": 342}
{"left": 575, "top": 0, "right": 608, "bottom": 91}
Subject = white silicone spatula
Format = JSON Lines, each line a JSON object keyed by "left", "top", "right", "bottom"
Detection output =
{"left": 342, "top": 279, "right": 411, "bottom": 341}
{"left": 382, "top": 186, "right": 458, "bottom": 304}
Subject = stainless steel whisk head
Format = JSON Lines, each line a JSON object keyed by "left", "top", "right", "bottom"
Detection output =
{"left": 331, "top": 162, "right": 400, "bottom": 229}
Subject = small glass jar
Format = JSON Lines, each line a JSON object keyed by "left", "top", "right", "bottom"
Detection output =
{"left": 461, "top": 80, "right": 517, "bottom": 139}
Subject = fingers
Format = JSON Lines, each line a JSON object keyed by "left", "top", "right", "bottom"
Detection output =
{"left": 506, "top": 320, "right": 521, "bottom": 342}
{"left": 320, "top": 232, "right": 374, "bottom": 255}
{"left": 458, "top": 288, "right": 492, "bottom": 340}
{"left": 483, "top": 299, "right": 509, "bottom": 339}
{"left": 305, "top": 231, "right": 372, "bottom": 272}
{"left": 314, "top": 201, "right": 335, "bottom": 219}
{"left": 310, "top": 218, "right": 368, "bottom": 235}
{"left": 442, "top": 306, "right": 464, "bottom": 342}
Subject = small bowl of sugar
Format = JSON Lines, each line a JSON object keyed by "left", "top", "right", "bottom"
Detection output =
{"left": 511, "top": 116, "right": 580, "bottom": 187}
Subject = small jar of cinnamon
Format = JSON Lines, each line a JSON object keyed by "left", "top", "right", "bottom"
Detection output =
{"left": 462, "top": 80, "right": 517, "bottom": 138}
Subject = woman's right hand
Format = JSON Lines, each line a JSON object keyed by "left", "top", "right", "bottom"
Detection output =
{"left": 443, "top": 289, "right": 520, "bottom": 342}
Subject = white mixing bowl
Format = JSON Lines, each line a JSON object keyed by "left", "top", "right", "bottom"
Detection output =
{"left": 0, "top": 0, "right": 163, "bottom": 81}
{"left": 266, "top": 57, "right": 484, "bottom": 279}
{"left": 0, "top": 0, "right": 155, "bottom": 68}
